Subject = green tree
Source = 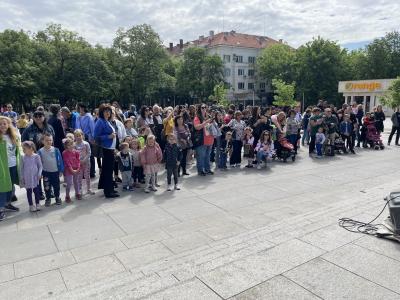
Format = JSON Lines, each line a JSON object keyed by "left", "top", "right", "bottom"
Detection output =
{"left": 272, "top": 79, "right": 296, "bottom": 107}
{"left": 209, "top": 82, "right": 229, "bottom": 107}
{"left": 0, "top": 30, "right": 43, "bottom": 111}
{"left": 257, "top": 43, "right": 296, "bottom": 83}
{"left": 176, "top": 47, "right": 223, "bottom": 102}
{"left": 295, "top": 37, "right": 347, "bottom": 107}
{"left": 113, "top": 24, "right": 171, "bottom": 106}
{"left": 380, "top": 77, "right": 400, "bottom": 109}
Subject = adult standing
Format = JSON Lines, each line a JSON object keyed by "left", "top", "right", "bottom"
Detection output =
{"left": 110, "top": 107, "right": 126, "bottom": 183}
{"left": 75, "top": 103, "right": 96, "bottom": 177}
{"left": 61, "top": 107, "right": 78, "bottom": 134}
{"left": 355, "top": 104, "right": 364, "bottom": 147}
{"left": 174, "top": 115, "right": 191, "bottom": 176}
{"left": 323, "top": 108, "right": 338, "bottom": 145}
{"left": 47, "top": 104, "right": 65, "bottom": 152}
{"left": 152, "top": 105, "right": 164, "bottom": 146}
{"left": 227, "top": 111, "right": 246, "bottom": 167}
{"left": 0, "top": 116, "right": 22, "bottom": 219}
{"left": 93, "top": 104, "right": 119, "bottom": 198}
{"left": 137, "top": 106, "right": 154, "bottom": 133}
{"left": 388, "top": 108, "right": 400, "bottom": 146}
{"left": 2, "top": 104, "right": 18, "bottom": 127}
{"left": 22, "top": 110, "right": 55, "bottom": 200}
{"left": 374, "top": 105, "right": 386, "bottom": 133}
{"left": 308, "top": 108, "right": 323, "bottom": 154}
{"left": 124, "top": 104, "right": 137, "bottom": 119}
{"left": 22, "top": 110, "right": 55, "bottom": 150}
{"left": 301, "top": 108, "right": 311, "bottom": 146}
{"left": 193, "top": 104, "right": 214, "bottom": 176}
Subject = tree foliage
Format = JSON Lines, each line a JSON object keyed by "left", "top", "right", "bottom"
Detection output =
{"left": 257, "top": 43, "right": 296, "bottom": 83}
{"left": 272, "top": 79, "right": 296, "bottom": 107}
{"left": 380, "top": 77, "right": 400, "bottom": 109}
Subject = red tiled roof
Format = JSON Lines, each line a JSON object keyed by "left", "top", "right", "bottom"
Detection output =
{"left": 167, "top": 31, "right": 283, "bottom": 55}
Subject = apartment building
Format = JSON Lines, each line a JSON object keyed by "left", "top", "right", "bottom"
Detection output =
{"left": 168, "top": 30, "right": 284, "bottom": 104}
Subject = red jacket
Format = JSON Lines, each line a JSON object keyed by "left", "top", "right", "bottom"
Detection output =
{"left": 62, "top": 149, "right": 80, "bottom": 176}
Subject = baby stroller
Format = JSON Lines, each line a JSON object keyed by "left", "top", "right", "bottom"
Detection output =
{"left": 273, "top": 134, "right": 296, "bottom": 162}
{"left": 363, "top": 123, "right": 384, "bottom": 150}
{"left": 334, "top": 136, "right": 346, "bottom": 154}
{"left": 323, "top": 138, "right": 335, "bottom": 156}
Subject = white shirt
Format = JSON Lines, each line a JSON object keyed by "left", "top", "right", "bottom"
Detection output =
{"left": 3, "top": 135, "right": 17, "bottom": 167}
{"left": 106, "top": 121, "right": 116, "bottom": 150}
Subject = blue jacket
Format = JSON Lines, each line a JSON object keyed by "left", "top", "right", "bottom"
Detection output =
{"left": 76, "top": 113, "right": 95, "bottom": 141}
{"left": 38, "top": 147, "right": 64, "bottom": 173}
{"left": 340, "top": 121, "right": 353, "bottom": 135}
{"left": 93, "top": 118, "right": 115, "bottom": 149}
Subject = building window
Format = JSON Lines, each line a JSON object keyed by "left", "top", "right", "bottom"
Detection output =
{"left": 234, "top": 55, "right": 243, "bottom": 63}
{"left": 223, "top": 55, "right": 230, "bottom": 63}
{"left": 225, "top": 82, "right": 231, "bottom": 89}
{"left": 238, "top": 69, "right": 244, "bottom": 76}
{"left": 224, "top": 68, "right": 231, "bottom": 77}
{"left": 248, "top": 69, "right": 255, "bottom": 76}
{"left": 260, "top": 82, "right": 266, "bottom": 89}
{"left": 248, "top": 56, "right": 256, "bottom": 64}
{"left": 248, "top": 83, "right": 255, "bottom": 90}
{"left": 238, "top": 82, "right": 245, "bottom": 90}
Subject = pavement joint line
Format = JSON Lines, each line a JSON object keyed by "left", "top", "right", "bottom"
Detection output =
{"left": 112, "top": 253, "right": 129, "bottom": 272}
{"left": 351, "top": 238, "right": 400, "bottom": 264}
{"left": 195, "top": 275, "right": 225, "bottom": 300}
{"left": 57, "top": 268, "right": 69, "bottom": 292}
{"left": 319, "top": 257, "right": 400, "bottom": 297}
{"left": 280, "top": 273, "right": 325, "bottom": 300}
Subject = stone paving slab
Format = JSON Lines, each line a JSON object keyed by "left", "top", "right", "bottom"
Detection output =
{"left": 0, "top": 270, "right": 66, "bottom": 300}
{"left": 0, "top": 264, "right": 14, "bottom": 284}
{"left": 230, "top": 275, "right": 320, "bottom": 300}
{"left": 284, "top": 258, "right": 400, "bottom": 300}
{"left": 70, "top": 238, "right": 128, "bottom": 262}
{"left": 60, "top": 255, "right": 125, "bottom": 290}
{"left": 323, "top": 244, "right": 400, "bottom": 294}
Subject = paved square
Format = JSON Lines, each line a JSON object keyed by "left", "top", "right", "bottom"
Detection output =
{"left": 0, "top": 128, "right": 399, "bottom": 299}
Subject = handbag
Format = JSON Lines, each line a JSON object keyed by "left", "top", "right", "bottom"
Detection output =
{"left": 193, "top": 128, "right": 204, "bottom": 147}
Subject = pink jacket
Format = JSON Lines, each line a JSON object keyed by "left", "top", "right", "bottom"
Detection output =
{"left": 62, "top": 149, "right": 81, "bottom": 176}
{"left": 140, "top": 143, "right": 162, "bottom": 166}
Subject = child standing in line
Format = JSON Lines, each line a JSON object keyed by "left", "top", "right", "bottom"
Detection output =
{"left": 218, "top": 131, "right": 233, "bottom": 170}
{"left": 116, "top": 143, "right": 135, "bottom": 191}
{"left": 38, "top": 133, "right": 64, "bottom": 206}
{"left": 255, "top": 130, "right": 274, "bottom": 169}
{"left": 164, "top": 134, "right": 182, "bottom": 191}
{"left": 21, "top": 141, "right": 43, "bottom": 212}
{"left": 140, "top": 135, "right": 162, "bottom": 193}
{"left": 130, "top": 138, "right": 144, "bottom": 186}
{"left": 62, "top": 139, "right": 81, "bottom": 202}
{"left": 74, "top": 129, "right": 94, "bottom": 195}
{"left": 315, "top": 127, "right": 326, "bottom": 158}
{"left": 340, "top": 114, "right": 355, "bottom": 154}
{"left": 242, "top": 127, "right": 255, "bottom": 168}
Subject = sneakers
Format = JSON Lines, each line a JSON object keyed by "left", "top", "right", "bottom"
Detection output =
{"left": 144, "top": 188, "right": 150, "bottom": 193}
{"left": 122, "top": 186, "right": 129, "bottom": 191}
{"left": 174, "top": 184, "right": 181, "bottom": 190}
{"left": 76, "top": 194, "right": 82, "bottom": 200}
{"left": 150, "top": 186, "right": 158, "bottom": 192}
{"left": 155, "top": 183, "right": 161, "bottom": 188}
{"left": 29, "top": 205, "right": 37, "bottom": 212}
{"left": 257, "top": 164, "right": 262, "bottom": 170}
{"left": 128, "top": 186, "right": 135, "bottom": 191}
{"left": 36, "top": 203, "right": 41, "bottom": 211}
{"left": 167, "top": 184, "right": 173, "bottom": 191}
{"left": 0, "top": 210, "right": 5, "bottom": 221}
{"left": 5, "top": 203, "right": 19, "bottom": 211}
{"left": 206, "top": 170, "right": 214, "bottom": 175}
{"left": 45, "top": 199, "right": 51, "bottom": 207}
{"left": 55, "top": 198, "right": 62, "bottom": 205}
{"left": 87, "top": 190, "right": 95, "bottom": 195}
{"left": 65, "top": 196, "right": 72, "bottom": 203}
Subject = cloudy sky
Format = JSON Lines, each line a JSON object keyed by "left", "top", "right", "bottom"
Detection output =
{"left": 0, "top": 0, "right": 399, "bottom": 49}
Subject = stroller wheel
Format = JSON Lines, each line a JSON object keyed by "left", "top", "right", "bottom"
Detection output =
{"left": 380, "top": 145, "right": 385, "bottom": 150}
{"left": 292, "top": 156, "right": 296, "bottom": 162}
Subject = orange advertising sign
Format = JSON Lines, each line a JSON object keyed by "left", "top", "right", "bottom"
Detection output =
{"left": 345, "top": 82, "right": 382, "bottom": 91}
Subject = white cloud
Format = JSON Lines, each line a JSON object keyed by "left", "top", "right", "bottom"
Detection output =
{"left": 0, "top": 0, "right": 399, "bottom": 48}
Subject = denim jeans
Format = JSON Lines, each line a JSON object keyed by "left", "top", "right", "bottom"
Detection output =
{"left": 195, "top": 145, "right": 212, "bottom": 173}
{"left": 219, "top": 152, "right": 227, "bottom": 169}
{"left": 43, "top": 171, "right": 61, "bottom": 199}
{"left": 316, "top": 143, "right": 323, "bottom": 156}
{"left": 257, "top": 150, "right": 268, "bottom": 163}
{"left": 0, "top": 191, "right": 11, "bottom": 210}
{"left": 302, "top": 130, "right": 310, "bottom": 145}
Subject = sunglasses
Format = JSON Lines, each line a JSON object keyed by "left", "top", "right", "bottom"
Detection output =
{"left": 34, "top": 115, "right": 44, "bottom": 118}
{"left": 201, "top": 106, "right": 206, "bottom": 109}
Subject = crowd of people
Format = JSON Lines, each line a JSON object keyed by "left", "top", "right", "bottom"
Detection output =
{"left": 0, "top": 99, "right": 394, "bottom": 221}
